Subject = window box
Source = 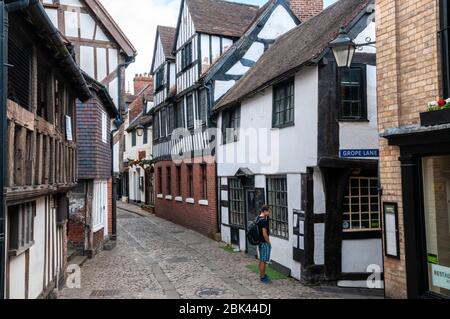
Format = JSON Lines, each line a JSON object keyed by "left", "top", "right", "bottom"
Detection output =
{"left": 420, "top": 108, "right": 450, "bottom": 127}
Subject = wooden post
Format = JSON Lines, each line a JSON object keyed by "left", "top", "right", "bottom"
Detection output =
{"left": 36, "top": 133, "right": 43, "bottom": 185}
{"left": 7, "top": 121, "right": 15, "bottom": 187}
{"left": 44, "top": 135, "right": 50, "bottom": 184}
{"left": 14, "top": 126, "right": 27, "bottom": 186}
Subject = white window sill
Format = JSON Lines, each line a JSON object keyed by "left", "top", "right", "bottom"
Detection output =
{"left": 198, "top": 199, "right": 208, "bottom": 206}
{"left": 93, "top": 224, "right": 104, "bottom": 233}
{"left": 165, "top": 195, "right": 173, "bottom": 200}
{"left": 157, "top": 194, "right": 164, "bottom": 199}
{"left": 186, "top": 198, "right": 195, "bottom": 204}
{"left": 175, "top": 196, "right": 183, "bottom": 202}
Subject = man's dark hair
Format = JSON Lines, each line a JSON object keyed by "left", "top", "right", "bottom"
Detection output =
{"left": 260, "top": 205, "right": 271, "bottom": 213}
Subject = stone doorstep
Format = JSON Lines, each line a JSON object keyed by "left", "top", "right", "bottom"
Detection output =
{"left": 68, "top": 255, "right": 89, "bottom": 268}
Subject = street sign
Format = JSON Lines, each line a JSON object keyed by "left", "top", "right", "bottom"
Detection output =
{"left": 340, "top": 149, "right": 379, "bottom": 158}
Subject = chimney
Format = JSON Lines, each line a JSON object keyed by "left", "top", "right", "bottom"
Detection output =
{"left": 290, "top": 0, "right": 323, "bottom": 22}
{"left": 133, "top": 73, "right": 153, "bottom": 95}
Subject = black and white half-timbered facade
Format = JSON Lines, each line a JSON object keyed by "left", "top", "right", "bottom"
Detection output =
{"left": 2, "top": 1, "right": 91, "bottom": 298}
{"left": 150, "top": 0, "right": 303, "bottom": 238}
{"left": 41, "top": 0, "right": 137, "bottom": 248}
{"left": 214, "top": 0, "right": 382, "bottom": 288}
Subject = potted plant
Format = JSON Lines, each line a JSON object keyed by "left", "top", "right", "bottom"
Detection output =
{"left": 420, "top": 97, "right": 450, "bottom": 126}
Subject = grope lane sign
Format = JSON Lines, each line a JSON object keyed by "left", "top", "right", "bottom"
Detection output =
{"left": 340, "top": 149, "right": 379, "bottom": 158}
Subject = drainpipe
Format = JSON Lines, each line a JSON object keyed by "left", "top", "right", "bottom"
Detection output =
{"left": 1, "top": 0, "right": 31, "bottom": 300}
{"left": 110, "top": 57, "right": 134, "bottom": 241}
{"left": 202, "top": 82, "right": 221, "bottom": 234}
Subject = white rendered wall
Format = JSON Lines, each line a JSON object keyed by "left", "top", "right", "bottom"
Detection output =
{"left": 341, "top": 239, "right": 384, "bottom": 273}
{"left": 257, "top": 5, "right": 297, "bottom": 40}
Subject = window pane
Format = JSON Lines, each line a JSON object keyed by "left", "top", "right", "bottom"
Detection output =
{"left": 422, "top": 155, "right": 450, "bottom": 297}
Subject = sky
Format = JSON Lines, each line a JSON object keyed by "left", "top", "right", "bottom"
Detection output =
{"left": 99, "top": 0, "right": 338, "bottom": 93}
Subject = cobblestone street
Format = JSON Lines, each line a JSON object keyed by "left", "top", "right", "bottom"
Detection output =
{"left": 58, "top": 203, "right": 382, "bottom": 299}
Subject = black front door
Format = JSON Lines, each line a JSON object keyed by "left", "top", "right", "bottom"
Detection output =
{"left": 246, "top": 189, "right": 258, "bottom": 257}
{"left": 245, "top": 187, "right": 266, "bottom": 257}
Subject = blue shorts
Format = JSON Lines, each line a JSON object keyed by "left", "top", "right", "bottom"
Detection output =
{"left": 258, "top": 243, "right": 271, "bottom": 263}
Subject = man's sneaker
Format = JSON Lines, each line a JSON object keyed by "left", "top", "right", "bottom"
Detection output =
{"left": 260, "top": 275, "right": 271, "bottom": 284}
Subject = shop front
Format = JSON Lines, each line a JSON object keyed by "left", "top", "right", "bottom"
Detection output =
{"left": 384, "top": 125, "right": 450, "bottom": 298}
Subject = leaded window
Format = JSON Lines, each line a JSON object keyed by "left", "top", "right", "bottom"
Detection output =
{"left": 338, "top": 66, "right": 367, "bottom": 120}
{"left": 222, "top": 105, "right": 240, "bottom": 144}
{"left": 175, "top": 100, "right": 185, "bottom": 129}
{"left": 186, "top": 95, "right": 194, "bottom": 129}
{"left": 267, "top": 177, "right": 289, "bottom": 239}
{"left": 228, "top": 178, "right": 245, "bottom": 227}
{"left": 181, "top": 41, "right": 192, "bottom": 70}
{"left": 272, "top": 78, "right": 294, "bottom": 128}
{"left": 342, "top": 177, "right": 380, "bottom": 231}
{"left": 197, "top": 89, "right": 208, "bottom": 126}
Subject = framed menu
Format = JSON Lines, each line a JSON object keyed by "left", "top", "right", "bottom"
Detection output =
{"left": 384, "top": 202, "right": 400, "bottom": 258}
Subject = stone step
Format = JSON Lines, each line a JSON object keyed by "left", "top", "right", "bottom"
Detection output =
{"left": 68, "top": 255, "right": 88, "bottom": 268}
{"left": 67, "top": 249, "right": 77, "bottom": 263}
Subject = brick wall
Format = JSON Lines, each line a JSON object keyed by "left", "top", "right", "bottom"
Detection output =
{"left": 376, "top": 0, "right": 441, "bottom": 299}
{"left": 154, "top": 159, "right": 218, "bottom": 238}
{"left": 129, "top": 74, "right": 153, "bottom": 124}
{"left": 76, "top": 96, "right": 112, "bottom": 180}
{"left": 290, "top": 0, "right": 323, "bottom": 22}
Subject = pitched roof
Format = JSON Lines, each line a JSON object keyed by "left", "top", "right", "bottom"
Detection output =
{"left": 127, "top": 114, "right": 152, "bottom": 132}
{"left": 158, "top": 26, "right": 176, "bottom": 59}
{"left": 83, "top": 0, "right": 137, "bottom": 58}
{"left": 214, "top": 0, "right": 372, "bottom": 111}
{"left": 186, "top": 0, "right": 260, "bottom": 38}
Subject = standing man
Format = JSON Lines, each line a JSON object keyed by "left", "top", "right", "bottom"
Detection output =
{"left": 258, "top": 205, "right": 272, "bottom": 284}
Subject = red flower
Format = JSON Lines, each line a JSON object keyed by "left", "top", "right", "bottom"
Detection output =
{"left": 438, "top": 99, "right": 446, "bottom": 107}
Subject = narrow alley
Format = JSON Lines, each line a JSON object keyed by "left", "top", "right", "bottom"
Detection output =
{"left": 58, "top": 203, "right": 381, "bottom": 300}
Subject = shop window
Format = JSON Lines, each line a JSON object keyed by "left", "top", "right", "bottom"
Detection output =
{"left": 8, "top": 202, "right": 35, "bottom": 255}
{"left": 422, "top": 155, "right": 450, "bottom": 297}
{"left": 228, "top": 178, "right": 245, "bottom": 227}
{"left": 342, "top": 177, "right": 380, "bottom": 231}
{"left": 267, "top": 177, "right": 289, "bottom": 239}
